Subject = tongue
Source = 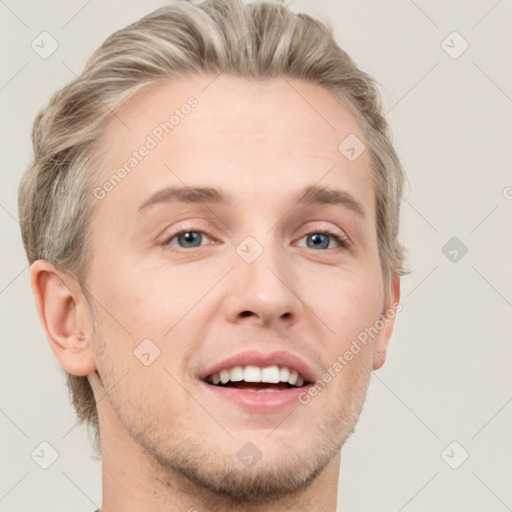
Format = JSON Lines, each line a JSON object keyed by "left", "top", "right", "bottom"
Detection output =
{"left": 224, "top": 381, "right": 290, "bottom": 391}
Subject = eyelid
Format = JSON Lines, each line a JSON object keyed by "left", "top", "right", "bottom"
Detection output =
{"left": 158, "top": 220, "right": 219, "bottom": 247}
{"left": 159, "top": 221, "right": 351, "bottom": 251}
{"left": 297, "top": 220, "right": 350, "bottom": 240}
{"left": 295, "top": 223, "right": 351, "bottom": 250}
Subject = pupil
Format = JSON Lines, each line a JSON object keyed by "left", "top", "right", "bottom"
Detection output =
{"left": 179, "top": 232, "right": 201, "bottom": 247}
{"left": 308, "top": 233, "right": 328, "bottom": 249}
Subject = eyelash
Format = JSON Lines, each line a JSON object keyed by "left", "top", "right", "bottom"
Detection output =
{"left": 311, "top": 226, "right": 351, "bottom": 250}
{"left": 159, "top": 225, "right": 351, "bottom": 252}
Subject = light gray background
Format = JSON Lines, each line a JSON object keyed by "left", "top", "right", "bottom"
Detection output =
{"left": 1, "top": 0, "right": 511, "bottom": 511}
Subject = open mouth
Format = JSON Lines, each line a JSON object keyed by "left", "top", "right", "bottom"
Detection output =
{"left": 203, "top": 365, "right": 310, "bottom": 392}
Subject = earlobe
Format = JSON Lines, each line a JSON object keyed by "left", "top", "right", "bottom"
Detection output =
{"left": 373, "top": 272, "right": 401, "bottom": 370}
{"left": 30, "top": 260, "right": 96, "bottom": 376}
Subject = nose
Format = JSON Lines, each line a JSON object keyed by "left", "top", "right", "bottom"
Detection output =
{"left": 223, "top": 236, "right": 302, "bottom": 328}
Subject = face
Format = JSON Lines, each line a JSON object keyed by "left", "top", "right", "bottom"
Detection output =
{"left": 86, "top": 74, "right": 397, "bottom": 500}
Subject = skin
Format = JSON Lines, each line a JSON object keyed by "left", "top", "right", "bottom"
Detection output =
{"left": 30, "top": 74, "right": 400, "bottom": 512}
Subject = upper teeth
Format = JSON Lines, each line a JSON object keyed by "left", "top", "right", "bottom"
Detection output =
{"left": 207, "top": 365, "right": 305, "bottom": 387}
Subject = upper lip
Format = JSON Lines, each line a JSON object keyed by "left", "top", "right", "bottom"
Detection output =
{"left": 198, "top": 350, "right": 318, "bottom": 383}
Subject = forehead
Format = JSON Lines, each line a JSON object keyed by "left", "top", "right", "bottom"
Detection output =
{"left": 94, "top": 74, "right": 374, "bottom": 216}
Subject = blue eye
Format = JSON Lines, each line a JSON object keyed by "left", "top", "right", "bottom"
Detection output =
{"left": 298, "top": 230, "right": 349, "bottom": 250}
{"left": 162, "top": 230, "right": 212, "bottom": 249}
{"left": 160, "top": 227, "right": 349, "bottom": 251}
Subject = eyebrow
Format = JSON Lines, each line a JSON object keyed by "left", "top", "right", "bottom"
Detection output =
{"left": 137, "top": 184, "right": 366, "bottom": 218}
{"left": 138, "top": 186, "right": 228, "bottom": 215}
{"left": 296, "top": 185, "right": 366, "bottom": 218}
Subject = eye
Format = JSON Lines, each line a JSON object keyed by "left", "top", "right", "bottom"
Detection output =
{"left": 297, "top": 228, "right": 350, "bottom": 251}
{"left": 159, "top": 225, "right": 350, "bottom": 252}
{"left": 160, "top": 229, "right": 214, "bottom": 249}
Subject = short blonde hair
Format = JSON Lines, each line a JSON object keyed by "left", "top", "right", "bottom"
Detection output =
{"left": 18, "top": 0, "right": 408, "bottom": 458}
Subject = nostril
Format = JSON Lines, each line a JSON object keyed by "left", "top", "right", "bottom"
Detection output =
{"left": 240, "top": 311, "right": 254, "bottom": 318}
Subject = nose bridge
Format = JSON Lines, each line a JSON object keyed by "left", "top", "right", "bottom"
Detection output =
{"left": 225, "top": 230, "right": 300, "bottom": 325}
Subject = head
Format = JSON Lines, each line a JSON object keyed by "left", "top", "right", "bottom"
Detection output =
{"left": 19, "top": 0, "right": 407, "bottom": 502}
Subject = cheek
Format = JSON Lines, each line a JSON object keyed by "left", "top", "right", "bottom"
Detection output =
{"left": 318, "top": 269, "right": 383, "bottom": 327}
{"left": 92, "top": 265, "right": 221, "bottom": 383}
{"left": 89, "top": 256, "right": 190, "bottom": 336}
{"left": 315, "top": 270, "right": 383, "bottom": 365}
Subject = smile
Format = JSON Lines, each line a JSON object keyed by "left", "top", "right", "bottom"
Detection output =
{"left": 204, "top": 364, "right": 307, "bottom": 391}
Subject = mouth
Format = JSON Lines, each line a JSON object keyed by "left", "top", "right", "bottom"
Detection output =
{"left": 197, "top": 350, "right": 316, "bottom": 411}
{"left": 199, "top": 363, "right": 314, "bottom": 412}
{"left": 203, "top": 364, "right": 310, "bottom": 392}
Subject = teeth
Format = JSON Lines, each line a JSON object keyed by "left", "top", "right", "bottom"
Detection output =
{"left": 207, "top": 365, "right": 306, "bottom": 387}
{"left": 220, "top": 369, "right": 230, "bottom": 384}
{"left": 229, "top": 366, "right": 244, "bottom": 382}
{"left": 279, "top": 367, "right": 290, "bottom": 382}
{"left": 244, "top": 365, "right": 261, "bottom": 382}
{"left": 261, "top": 365, "right": 280, "bottom": 383}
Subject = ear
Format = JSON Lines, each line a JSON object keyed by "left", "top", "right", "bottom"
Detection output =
{"left": 372, "top": 272, "right": 401, "bottom": 370}
{"left": 30, "top": 260, "right": 96, "bottom": 376}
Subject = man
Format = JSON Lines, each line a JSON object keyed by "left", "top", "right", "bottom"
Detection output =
{"left": 18, "top": 0, "right": 407, "bottom": 510}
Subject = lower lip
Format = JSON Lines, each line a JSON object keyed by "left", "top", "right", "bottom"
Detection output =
{"left": 199, "top": 380, "right": 313, "bottom": 412}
